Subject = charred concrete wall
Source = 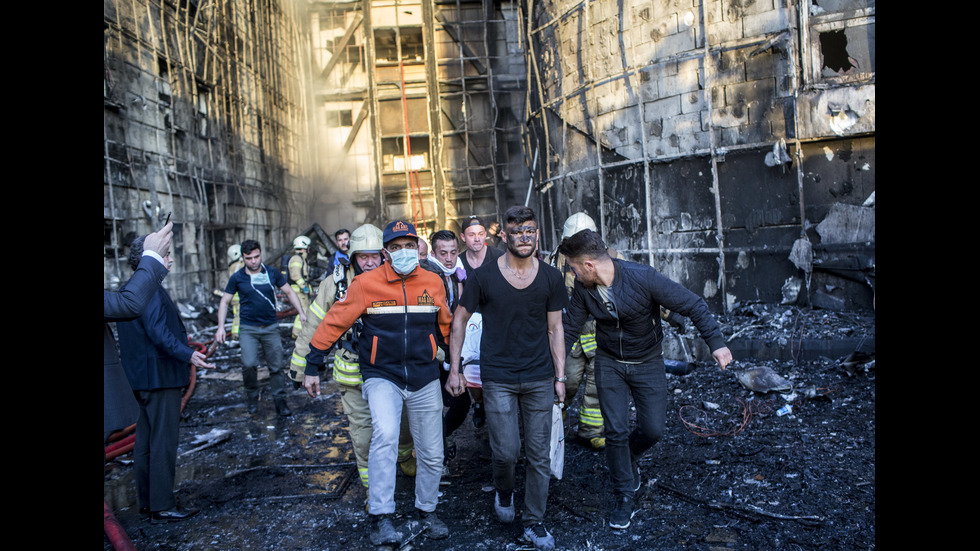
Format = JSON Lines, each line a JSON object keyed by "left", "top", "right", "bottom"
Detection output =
{"left": 524, "top": 0, "right": 875, "bottom": 311}
{"left": 104, "top": 0, "right": 319, "bottom": 299}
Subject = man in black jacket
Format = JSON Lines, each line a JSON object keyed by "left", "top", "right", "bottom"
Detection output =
{"left": 558, "top": 229, "right": 732, "bottom": 530}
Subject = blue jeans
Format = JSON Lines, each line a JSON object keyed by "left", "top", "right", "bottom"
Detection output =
{"left": 362, "top": 377, "right": 444, "bottom": 514}
{"left": 239, "top": 323, "right": 285, "bottom": 400}
{"left": 483, "top": 378, "right": 553, "bottom": 525}
{"left": 594, "top": 354, "right": 666, "bottom": 498}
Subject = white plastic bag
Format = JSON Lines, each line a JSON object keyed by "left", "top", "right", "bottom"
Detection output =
{"left": 549, "top": 403, "right": 565, "bottom": 479}
{"left": 461, "top": 313, "right": 483, "bottom": 387}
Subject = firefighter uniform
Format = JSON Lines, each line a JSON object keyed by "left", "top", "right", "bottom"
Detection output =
{"left": 552, "top": 251, "right": 606, "bottom": 448}
{"left": 226, "top": 246, "right": 245, "bottom": 338}
{"left": 288, "top": 249, "right": 311, "bottom": 338}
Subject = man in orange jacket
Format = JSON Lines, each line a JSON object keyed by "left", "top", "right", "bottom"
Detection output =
{"left": 304, "top": 220, "right": 452, "bottom": 546}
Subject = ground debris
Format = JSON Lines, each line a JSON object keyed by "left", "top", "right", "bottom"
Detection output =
{"left": 106, "top": 312, "right": 874, "bottom": 550}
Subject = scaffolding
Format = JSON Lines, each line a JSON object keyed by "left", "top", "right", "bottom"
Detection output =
{"left": 104, "top": 0, "right": 317, "bottom": 296}
{"left": 310, "top": 0, "right": 527, "bottom": 236}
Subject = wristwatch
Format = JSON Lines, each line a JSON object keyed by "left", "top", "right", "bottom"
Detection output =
{"left": 554, "top": 376, "right": 567, "bottom": 383}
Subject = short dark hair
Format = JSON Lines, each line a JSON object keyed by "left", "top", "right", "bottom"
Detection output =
{"left": 504, "top": 205, "right": 536, "bottom": 226}
{"left": 430, "top": 229, "right": 458, "bottom": 247}
{"left": 335, "top": 228, "right": 351, "bottom": 239}
{"left": 128, "top": 235, "right": 147, "bottom": 270}
{"left": 557, "top": 229, "right": 610, "bottom": 261}
{"left": 241, "top": 239, "right": 261, "bottom": 255}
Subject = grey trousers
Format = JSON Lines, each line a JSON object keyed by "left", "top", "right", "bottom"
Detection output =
{"left": 483, "top": 378, "right": 553, "bottom": 525}
{"left": 239, "top": 323, "right": 285, "bottom": 400}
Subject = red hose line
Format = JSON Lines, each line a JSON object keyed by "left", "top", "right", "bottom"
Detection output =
{"left": 104, "top": 500, "right": 137, "bottom": 551}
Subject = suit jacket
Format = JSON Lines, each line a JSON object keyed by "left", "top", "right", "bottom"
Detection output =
{"left": 104, "top": 256, "right": 168, "bottom": 437}
{"left": 118, "top": 287, "right": 193, "bottom": 391}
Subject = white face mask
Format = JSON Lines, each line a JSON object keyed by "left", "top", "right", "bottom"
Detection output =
{"left": 389, "top": 248, "right": 419, "bottom": 275}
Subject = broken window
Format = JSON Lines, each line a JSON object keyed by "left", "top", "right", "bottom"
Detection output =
{"left": 197, "top": 83, "right": 210, "bottom": 138}
{"left": 381, "top": 136, "right": 429, "bottom": 173}
{"left": 807, "top": 1, "right": 875, "bottom": 84}
{"left": 374, "top": 27, "right": 424, "bottom": 64}
{"left": 325, "top": 109, "right": 353, "bottom": 127}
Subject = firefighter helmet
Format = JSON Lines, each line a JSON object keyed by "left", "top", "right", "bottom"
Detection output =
{"left": 561, "top": 212, "right": 598, "bottom": 239}
{"left": 227, "top": 244, "right": 242, "bottom": 263}
{"left": 293, "top": 235, "right": 311, "bottom": 250}
{"left": 348, "top": 224, "right": 384, "bottom": 255}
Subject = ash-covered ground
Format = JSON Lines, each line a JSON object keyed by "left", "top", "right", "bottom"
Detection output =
{"left": 104, "top": 306, "right": 875, "bottom": 550}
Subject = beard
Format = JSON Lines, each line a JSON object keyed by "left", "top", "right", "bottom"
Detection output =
{"left": 507, "top": 237, "right": 536, "bottom": 259}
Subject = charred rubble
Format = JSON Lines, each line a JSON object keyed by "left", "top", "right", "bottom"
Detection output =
{"left": 104, "top": 304, "right": 874, "bottom": 550}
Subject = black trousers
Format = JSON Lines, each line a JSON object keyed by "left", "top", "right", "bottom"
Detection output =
{"left": 134, "top": 387, "right": 182, "bottom": 511}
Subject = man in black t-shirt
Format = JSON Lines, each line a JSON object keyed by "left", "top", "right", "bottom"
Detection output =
{"left": 447, "top": 206, "right": 567, "bottom": 551}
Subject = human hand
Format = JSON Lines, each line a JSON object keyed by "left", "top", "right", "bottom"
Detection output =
{"left": 554, "top": 381, "right": 566, "bottom": 403}
{"left": 713, "top": 347, "right": 733, "bottom": 370}
{"left": 144, "top": 221, "right": 174, "bottom": 258}
{"left": 445, "top": 370, "right": 467, "bottom": 397}
{"left": 190, "top": 351, "right": 215, "bottom": 369}
{"left": 304, "top": 375, "right": 320, "bottom": 398}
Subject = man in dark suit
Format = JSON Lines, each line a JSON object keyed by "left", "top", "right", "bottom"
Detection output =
{"left": 117, "top": 234, "right": 214, "bottom": 523}
{"left": 104, "top": 221, "right": 173, "bottom": 442}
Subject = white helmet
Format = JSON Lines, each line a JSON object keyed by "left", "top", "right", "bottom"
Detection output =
{"left": 293, "top": 235, "right": 311, "bottom": 250}
{"left": 227, "top": 244, "right": 242, "bottom": 263}
{"left": 348, "top": 224, "right": 384, "bottom": 255}
{"left": 562, "top": 212, "right": 598, "bottom": 239}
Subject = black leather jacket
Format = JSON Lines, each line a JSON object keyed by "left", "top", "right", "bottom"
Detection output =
{"left": 563, "top": 259, "right": 727, "bottom": 362}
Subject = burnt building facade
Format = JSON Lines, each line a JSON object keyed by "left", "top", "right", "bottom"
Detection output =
{"left": 522, "top": 0, "right": 875, "bottom": 310}
{"left": 104, "top": 0, "right": 874, "bottom": 311}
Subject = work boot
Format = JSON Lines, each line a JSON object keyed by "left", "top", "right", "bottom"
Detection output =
{"left": 494, "top": 490, "right": 515, "bottom": 523}
{"left": 521, "top": 523, "right": 555, "bottom": 551}
{"left": 417, "top": 509, "right": 449, "bottom": 539}
{"left": 472, "top": 402, "right": 486, "bottom": 429}
{"left": 369, "top": 514, "right": 404, "bottom": 546}
{"left": 587, "top": 436, "right": 606, "bottom": 450}
{"left": 398, "top": 455, "right": 417, "bottom": 477}
{"left": 246, "top": 398, "right": 258, "bottom": 414}
{"left": 609, "top": 494, "right": 637, "bottom": 530}
{"left": 275, "top": 398, "right": 292, "bottom": 417}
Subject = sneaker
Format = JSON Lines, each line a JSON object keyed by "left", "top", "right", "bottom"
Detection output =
{"left": 398, "top": 455, "right": 417, "bottom": 477}
{"left": 494, "top": 491, "right": 515, "bottom": 523}
{"left": 522, "top": 523, "right": 555, "bottom": 551}
{"left": 472, "top": 403, "right": 486, "bottom": 429}
{"left": 418, "top": 510, "right": 449, "bottom": 539}
{"left": 631, "top": 455, "right": 642, "bottom": 492}
{"left": 609, "top": 495, "right": 637, "bottom": 529}
{"left": 369, "top": 514, "right": 404, "bottom": 546}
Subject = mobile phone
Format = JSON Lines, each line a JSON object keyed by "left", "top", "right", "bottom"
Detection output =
{"left": 165, "top": 212, "right": 172, "bottom": 224}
